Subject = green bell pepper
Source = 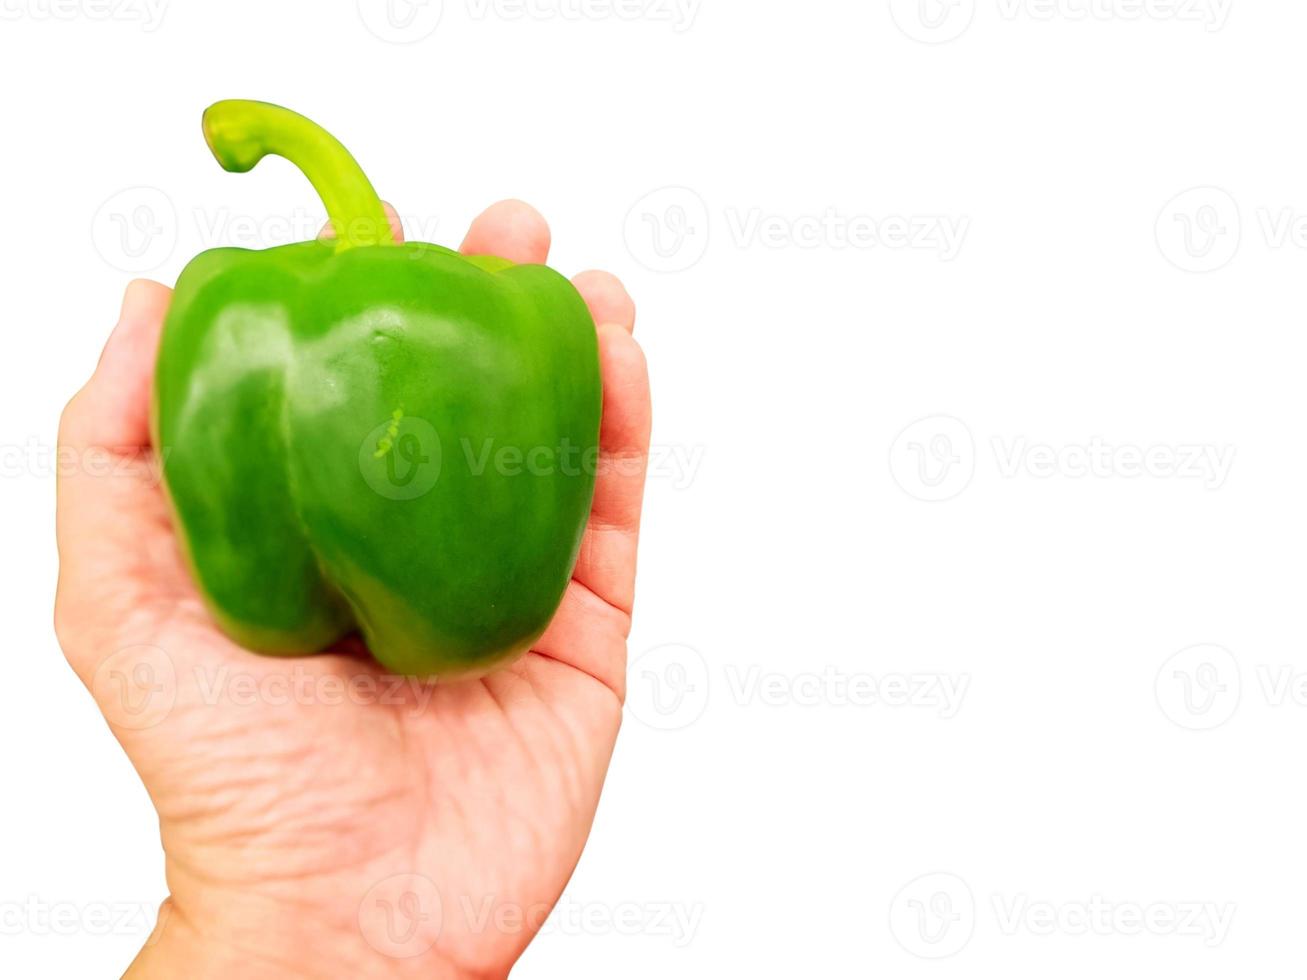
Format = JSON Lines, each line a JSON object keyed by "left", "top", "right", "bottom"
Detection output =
{"left": 151, "top": 100, "right": 601, "bottom": 677}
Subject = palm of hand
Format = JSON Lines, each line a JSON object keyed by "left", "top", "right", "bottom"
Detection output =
{"left": 55, "top": 202, "right": 650, "bottom": 979}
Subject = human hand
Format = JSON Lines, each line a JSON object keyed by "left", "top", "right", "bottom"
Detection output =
{"left": 54, "top": 200, "right": 651, "bottom": 979}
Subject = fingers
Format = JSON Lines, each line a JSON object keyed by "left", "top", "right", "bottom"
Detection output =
{"left": 572, "top": 323, "right": 651, "bottom": 615}
{"left": 460, "top": 209, "right": 648, "bottom": 606}
{"left": 572, "top": 270, "right": 636, "bottom": 334}
{"left": 463, "top": 207, "right": 647, "bottom": 682}
{"left": 532, "top": 581, "right": 632, "bottom": 701}
{"left": 381, "top": 202, "right": 404, "bottom": 243}
{"left": 318, "top": 201, "right": 405, "bottom": 244}
{"left": 60, "top": 279, "right": 172, "bottom": 451}
{"left": 563, "top": 271, "right": 648, "bottom": 615}
{"left": 55, "top": 279, "right": 177, "bottom": 666}
{"left": 461, "top": 199, "right": 551, "bottom": 264}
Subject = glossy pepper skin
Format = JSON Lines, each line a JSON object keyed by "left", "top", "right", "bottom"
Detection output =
{"left": 151, "top": 100, "right": 601, "bottom": 677}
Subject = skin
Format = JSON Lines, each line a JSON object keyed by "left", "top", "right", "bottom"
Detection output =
{"left": 54, "top": 199, "right": 651, "bottom": 979}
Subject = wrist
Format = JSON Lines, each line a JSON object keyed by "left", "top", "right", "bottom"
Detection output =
{"left": 125, "top": 893, "right": 497, "bottom": 980}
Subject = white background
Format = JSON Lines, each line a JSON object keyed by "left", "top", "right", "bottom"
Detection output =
{"left": 1, "top": 0, "right": 1304, "bottom": 976}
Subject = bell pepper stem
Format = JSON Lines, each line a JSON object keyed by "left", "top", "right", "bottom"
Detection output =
{"left": 202, "top": 100, "right": 394, "bottom": 252}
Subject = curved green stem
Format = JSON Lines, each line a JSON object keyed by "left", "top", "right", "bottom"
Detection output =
{"left": 202, "top": 100, "right": 394, "bottom": 252}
